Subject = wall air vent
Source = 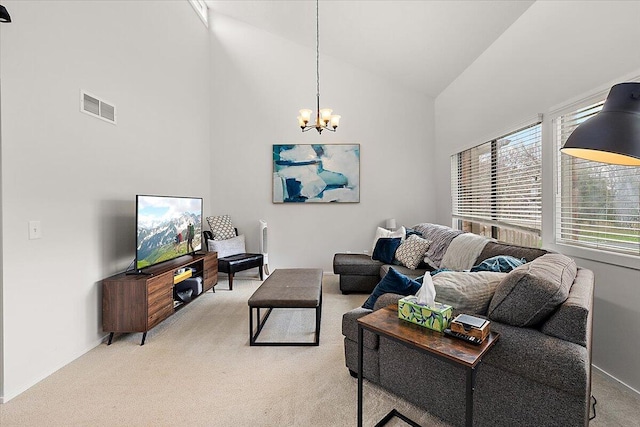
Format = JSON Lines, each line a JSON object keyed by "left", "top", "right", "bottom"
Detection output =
{"left": 80, "top": 90, "right": 117, "bottom": 124}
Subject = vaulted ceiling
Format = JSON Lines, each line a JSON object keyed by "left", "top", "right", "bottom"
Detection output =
{"left": 206, "top": 0, "right": 535, "bottom": 98}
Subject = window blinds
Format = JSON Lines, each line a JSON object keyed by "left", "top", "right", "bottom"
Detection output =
{"left": 556, "top": 101, "right": 640, "bottom": 256}
{"left": 452, "top": 122, "right": 542, "bottom": 235}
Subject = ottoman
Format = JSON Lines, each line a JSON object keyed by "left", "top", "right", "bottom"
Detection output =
{"left": 248, "top": 268, "right": 323, "bottom": 346}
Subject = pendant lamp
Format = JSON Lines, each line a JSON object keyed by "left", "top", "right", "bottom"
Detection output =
{"left": 0, "top": 5, "right": 11, "bottom": 23}
{"left": 561, "top": 82, "right": 640, "bottom": 166}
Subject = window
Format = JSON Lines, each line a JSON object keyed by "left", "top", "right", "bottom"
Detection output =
{"left": 555, "top": 100, "right": 640, "bottom": 256}
{"left": 451, "top": 121, "right": 542, "bottom": 247}
{"left": 189, "top": 0, "right": 208, "bottom": 27}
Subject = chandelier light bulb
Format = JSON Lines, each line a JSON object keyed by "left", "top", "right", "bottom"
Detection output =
{"left": 299, "top": 109, "right": 312, "bottom": 123}
{"left": 320, "top": 108, "right": 333, "bottom": 125}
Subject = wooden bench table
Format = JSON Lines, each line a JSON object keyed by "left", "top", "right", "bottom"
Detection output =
{"left": 247, "top": 268, "right": 323, "bottom": 346}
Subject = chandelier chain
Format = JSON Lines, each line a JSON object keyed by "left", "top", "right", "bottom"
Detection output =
{"left": 316, "top": 0, "right": 320, "bottom": 99}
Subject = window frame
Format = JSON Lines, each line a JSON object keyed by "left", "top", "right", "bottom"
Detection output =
{"left": 550, "top": 86, "right": 640, "bottom": 268}
{"left": 451, "top": 119, "right": 543, "bottom": 247}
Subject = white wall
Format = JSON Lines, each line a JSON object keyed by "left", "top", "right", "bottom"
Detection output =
{"left": 0, "top": 0, "right": 210, "bottom": 401}
{"left": 209, "top": 14, "right": 435, "bottom": 272}
{"left": 435, "top": 1, "right": 640, "bottom": 392}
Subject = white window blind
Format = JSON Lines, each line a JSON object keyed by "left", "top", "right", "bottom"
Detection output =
{"left": 452, "top": 122, "right": 542, "bottom": 246}
{"left": 556, "top": 101, "right": 640, "bottom": 256}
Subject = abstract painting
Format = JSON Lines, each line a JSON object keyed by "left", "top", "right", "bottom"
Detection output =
{"left": 273, "top": 144, "right": 360, "bottom": 203}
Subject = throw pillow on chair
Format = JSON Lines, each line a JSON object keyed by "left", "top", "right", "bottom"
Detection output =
{"left": 203, "top": 228, "right": 264, "bottom": 290}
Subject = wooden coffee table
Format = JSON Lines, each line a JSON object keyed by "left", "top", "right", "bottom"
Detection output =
{"left": 357, "top": 304, "right": 500, "bottom": 427}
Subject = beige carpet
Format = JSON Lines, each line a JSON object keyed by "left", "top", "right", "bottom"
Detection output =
{"left": 0, "top": 274, "right": 638, "bottom": 426}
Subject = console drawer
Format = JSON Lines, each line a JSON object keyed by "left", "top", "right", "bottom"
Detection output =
{"left": 148, "top": 286, "right": 172, "bottom": 309}
{"left": 148, "top": 304, "right": 174, "bottom": 329}
{"left": 148, "top": 273, "right": 172, "bottom": 296}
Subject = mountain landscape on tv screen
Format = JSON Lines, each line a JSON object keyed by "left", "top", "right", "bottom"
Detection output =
{"left": 137, "top": 211, "right": 202, "bottom": 268}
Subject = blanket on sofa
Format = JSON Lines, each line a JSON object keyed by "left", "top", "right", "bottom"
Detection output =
{"left": 440, "top": 233, "right": 491, "bottom": 271}
{"left": 413, "top": 223, "right": 463, "bottom": 268}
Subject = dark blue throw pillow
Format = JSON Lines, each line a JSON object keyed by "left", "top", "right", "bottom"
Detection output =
{"left": 362, "top": 268, "right": 422, "bottom": 310}
{"left": 372, "top": 237, "right": 402, "bottom": 264}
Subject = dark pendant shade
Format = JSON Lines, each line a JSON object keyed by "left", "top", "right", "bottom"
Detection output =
{"left": 0, "top": 5, "right": 11, "bottom": 23}
{"left": 561, "top": 82, "right": 640, "bottom": 166}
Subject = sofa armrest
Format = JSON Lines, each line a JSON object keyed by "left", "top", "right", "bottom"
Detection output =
{"left": 342, "top": 307, "right": 379, "bottom": 350}
{"left": 342, "top": 294, "right": 404, "bottom": 350}
{"left": 374, "top": 293, "right": 405, "bottom": 311}
{"left": 541, "top": 268, "right": 594, "bottom": 346}
{"left": 486, "top": 321, "right": 590, "bottom": 397}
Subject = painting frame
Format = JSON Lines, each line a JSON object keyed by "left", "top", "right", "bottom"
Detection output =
{"left": 272, "top": 143, "right": 360, "bottom": 203}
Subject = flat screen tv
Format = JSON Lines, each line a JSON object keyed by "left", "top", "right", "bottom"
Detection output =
{"left": 135, "top": 195, "right": 203, "bottom": 271}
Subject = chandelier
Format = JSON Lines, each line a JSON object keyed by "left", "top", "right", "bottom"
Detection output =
{"left": 297, "top": 0, "right": 341, "bottom": 134}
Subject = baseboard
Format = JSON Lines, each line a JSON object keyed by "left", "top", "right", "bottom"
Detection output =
{"left": 592, "top": 364, "right": 640, "bottom": 397}
{"left": 0, "top": 336, "right": 105, "bottom": 404}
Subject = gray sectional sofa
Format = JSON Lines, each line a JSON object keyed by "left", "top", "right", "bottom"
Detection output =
{"left": 339, "top": 223, "right": 594, "bottom": 426}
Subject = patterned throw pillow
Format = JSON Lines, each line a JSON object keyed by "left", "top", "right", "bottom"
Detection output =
{"left": 395, "top": 234, "right": 431, "bottom": 270}
{"left": 206, "top": 215, "right": 236, "bottom": 240}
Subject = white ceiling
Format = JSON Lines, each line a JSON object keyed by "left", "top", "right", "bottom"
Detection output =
{"left": 206, "top": 0, "right": 535, "bottom": 98}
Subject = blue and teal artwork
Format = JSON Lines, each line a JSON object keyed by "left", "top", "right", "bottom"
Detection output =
{"left": 273, "top": 144, "right": 360, "bottom": 203}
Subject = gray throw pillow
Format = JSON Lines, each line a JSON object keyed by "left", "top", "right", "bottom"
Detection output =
{"left": 487, "top": 253, "right": 577, "bottom": 327}
{"left": 207, "top": 234, "right": 245, "bottom": 258}
{"left": 432, "top": 271, "right": 508, "bottom": 315}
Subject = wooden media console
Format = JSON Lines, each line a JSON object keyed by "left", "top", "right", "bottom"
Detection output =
{"left": 102, "top": 252, "right": 218, "bottom": 345}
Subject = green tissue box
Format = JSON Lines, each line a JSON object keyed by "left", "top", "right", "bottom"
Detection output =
{"left": 398, "top": 296, "right": 453, "bottom": 332}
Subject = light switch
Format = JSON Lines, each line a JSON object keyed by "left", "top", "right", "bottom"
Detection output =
{"left": 29, "top": 221, "right": 42, "bottom": 239}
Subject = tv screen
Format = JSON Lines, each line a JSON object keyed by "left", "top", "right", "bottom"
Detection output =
{"left": 136, "top": 195, "right": 203, "bottom": 271}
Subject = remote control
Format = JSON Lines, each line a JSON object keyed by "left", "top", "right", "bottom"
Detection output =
{"left": 443, "top": 328, "right": 483, "bottom": 345}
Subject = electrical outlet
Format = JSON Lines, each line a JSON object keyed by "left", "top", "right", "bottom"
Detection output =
{"left": 29, "top": 220, "right": 42, "bottom": 239}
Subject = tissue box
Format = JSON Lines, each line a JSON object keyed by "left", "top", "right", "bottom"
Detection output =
{"left": 398, "top": 296, "right": 453, "bottom": 332}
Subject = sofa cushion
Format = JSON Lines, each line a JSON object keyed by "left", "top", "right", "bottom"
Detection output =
{"left": 380, "top": 264, "right": 427, "bottom": 280}
{"left": 475, "top": 241, "right": 548, "bottom": 265}
{"left": 394, "top": 234, "right": 431, "bottom": 270}
{"left": 362, "top": 268, "right": 422, "bottom": 310}
{"left": 432, "top": 271, "right": 508, "bottom": 314}
{"left": 372, "top": 237, "right": 402, "bottom": 264}
{"left": 484, "top": 321, "right": 590, "bottom": 397}
{"left": 333, "top": 253, "right": 382, "bottom": 276}
{"left": 488, "top": 253, "right": 577, "bottom": 327}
